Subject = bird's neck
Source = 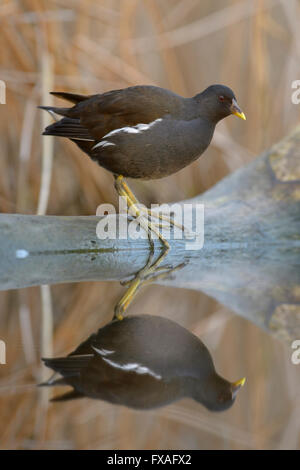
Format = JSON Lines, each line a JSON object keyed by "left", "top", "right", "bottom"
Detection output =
{"left": 192, "top": 93, "right": 221, "bottom": 125}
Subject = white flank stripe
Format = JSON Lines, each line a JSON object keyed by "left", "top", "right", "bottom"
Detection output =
{"left": 92, "top": 140, "right": 116, "bottom": 150}
{"left": 102, "top": 357, "right": 162, "bottom": 380}
{"left": 92, "top": 118, "right": 162, "bottom": 151}
{"left": 92, "top": 346, "right": 115, "bottom": 357}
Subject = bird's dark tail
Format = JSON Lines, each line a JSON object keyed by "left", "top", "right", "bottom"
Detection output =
{"left": 38, "top": 376, "right": 66, "bottom": 387}
{"left": 50, "top": 91, "right": 89, "bottom": 104}
{"left": 42, "top": 354, "right": 93, "bottom": 376}
{"left": 42, "top": 117, "right": 93, "bottom": 141}
{"left": 38, "top": 105, "right": 71, "bottom": 118}
{"left": 40, "top": 357, "right": 86, "bottom": 402}
{"left": 39, "top": 91, "right": 89, "bottom": 119}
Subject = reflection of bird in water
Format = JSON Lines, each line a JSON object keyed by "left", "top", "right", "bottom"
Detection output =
{"left": 40, "top": 84, "right": 246, "bottom": 320}
{"left": 41, "top": 315, "right": 245, "bottom": 411}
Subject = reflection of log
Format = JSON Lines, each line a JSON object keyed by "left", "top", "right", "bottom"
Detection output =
{"left": 1, "top": 126, "right": 300, "bottom": 342}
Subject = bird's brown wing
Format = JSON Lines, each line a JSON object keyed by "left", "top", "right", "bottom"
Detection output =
{"left": 42, "top": 85, "right": 184, "bottom": 147}
{"left": 70, "top": 85, "right": 185, "bottom": 141}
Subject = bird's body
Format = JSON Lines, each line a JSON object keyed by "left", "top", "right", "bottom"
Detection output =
{"left": 91, "top": 115, "right": 214, "bottom": 179}
{"left": 41, "top": 84, "right": 245, "bottom": 179}
{"left": 42, "top": 315, "right": 244, "bottom": 411}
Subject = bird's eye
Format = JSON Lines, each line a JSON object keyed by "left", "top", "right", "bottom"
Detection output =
{"left": 218, "top": 95, "right": 225, "bottom": 102}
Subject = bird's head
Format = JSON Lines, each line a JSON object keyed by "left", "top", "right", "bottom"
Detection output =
{"left": 196, "top": 84, "right": 246, "bottom": 123}
{"left": 193, "top": 374, "right": 246, "bottom": 412}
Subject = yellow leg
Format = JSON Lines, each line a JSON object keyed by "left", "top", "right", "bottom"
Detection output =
{"left": 114, "top": 259, "right": 185, "bottom": 321}
{"left": 118, "top": 178, "right": 139, "bottom": 205}
{"left": 114, "top": 278, "right": 141, "bottom": 320}
{"left": 118, "top": 176, "right": 192, "bottom": 235}
{"left": 114, "top": 175, "right": 170, "bottom": 255}
{"left": 113, "top": 175, "right": 172, "bottom": 320}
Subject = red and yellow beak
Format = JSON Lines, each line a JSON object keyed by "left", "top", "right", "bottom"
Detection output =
{"left": 231, "top": 98, "right": 246, "bottom": 120}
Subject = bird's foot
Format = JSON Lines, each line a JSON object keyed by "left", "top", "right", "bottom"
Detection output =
{"left": 141, "top": 208, "right": 195, "bottom": 240}
{"left": 114, "top": 260, "right": 186, "bottom": 321}
{"left": 136, "top": 261, "right": 187, "bottom": 285}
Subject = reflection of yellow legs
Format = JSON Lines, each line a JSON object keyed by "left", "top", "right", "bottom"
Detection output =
{"left": 114, "top": 261, "right": 185, "bottom": 321}
{"left": 113, "top": 175, "right": 173, "bottom": 320}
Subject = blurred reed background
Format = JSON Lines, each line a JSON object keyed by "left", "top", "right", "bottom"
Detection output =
{"left": 0, "top": 0, "right": 300, "bottom": 450}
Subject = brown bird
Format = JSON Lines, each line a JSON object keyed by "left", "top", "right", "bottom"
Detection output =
{"left": 40, "top": 84, "right": 245, "bottom": 180}
{"left": 40, "top": 84, "right": 245, "bottom": 319}
{"left": 41, "top": 314, "right": 246, "bottom": 411}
